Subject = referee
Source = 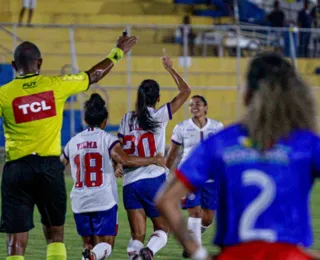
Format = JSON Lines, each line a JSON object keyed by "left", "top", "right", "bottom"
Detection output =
{"left": 0, "top": 34, "right": 137, "bottom": 260}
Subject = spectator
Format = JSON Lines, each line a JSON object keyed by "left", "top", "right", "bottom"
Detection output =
{"left": 19, "top": 0, "right": 36, "bottom": 26}
{"left": 267, "top": 0, "right": 285, "bottom": 27}
{"left": 297, "top": 0, "right": 313, "bottom": 57}
{"left": 311, "top": 0, "right": 320, "bottom": 57}
{"left": 266, "top": 1, "right": 285, "bottom": 53}
{"left": 176, "top": 15, "right": 195, "bottom": 56}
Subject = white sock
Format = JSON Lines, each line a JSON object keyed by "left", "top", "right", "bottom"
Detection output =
{"left": 146, "top": 230, "right": 168, "bottom": 255}
{"left": 92, "top": 242, "right": 112, "bottom": 259}
{"left": 201, "top": 224, "right": 211, "bottom": 234}
{"left": 188, "top": 217, "right": 202, "bottom": 245}
{"left": 127, "top": 239, "right": 144, "bottom": 260}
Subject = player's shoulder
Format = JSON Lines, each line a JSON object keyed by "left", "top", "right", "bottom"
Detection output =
{"left": 290, "top": 129, "right": 320, "bottom": 144}
{"left": 121, "top": 111, "right": 133, "bottom": 122}
{"left": 70, "top": 129, "right": 87, "bottom": 142}
{"left": 208, "top": 118, "right": 224, "bottom": 127}
{"left": 102, "top": 130, "right": 118, "bottom": 140}
{"left": 175, "top": 119, "right": 189, "bottom": 129}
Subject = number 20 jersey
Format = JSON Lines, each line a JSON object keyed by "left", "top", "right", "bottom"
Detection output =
{"left": 64, "top": 128, "right": 120, "bottom": 214}
{"left": 177, "top": 123, "right": 320, "bottom": 248}
{"left": 118, "top": 103, "right": 172, "bottom": 186}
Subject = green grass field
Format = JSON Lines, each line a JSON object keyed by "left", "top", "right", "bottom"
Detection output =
{"left": 1, "top": 174, "right": 320, "bottom": 259}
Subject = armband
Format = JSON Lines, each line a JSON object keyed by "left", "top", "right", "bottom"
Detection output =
{"left": 107, "top": 47, "right": 124, "bottom": 64}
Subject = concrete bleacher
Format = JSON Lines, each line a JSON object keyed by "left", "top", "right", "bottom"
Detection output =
{"left": 0, "top": 0, "right": 319, "bottom": 145}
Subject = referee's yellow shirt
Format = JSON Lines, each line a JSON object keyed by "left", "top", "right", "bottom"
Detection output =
{"left": 0, "top": 72, "right": 90, "bottom": 161}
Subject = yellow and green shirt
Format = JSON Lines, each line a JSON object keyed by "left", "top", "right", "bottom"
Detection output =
{"left": 0, "top": 72, "right": 89, "bottom": 161}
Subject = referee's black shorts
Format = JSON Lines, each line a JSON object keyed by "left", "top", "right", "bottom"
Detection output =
{"left": 0, "top": 154, "right": 67, "bottom": 234}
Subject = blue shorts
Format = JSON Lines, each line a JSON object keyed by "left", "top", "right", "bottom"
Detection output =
{"left": 123, "top": 174, "right": 166, "bottom": 219}
{"left": 181, "top": 181, "right": 217, "bottom": 210}
{"left": 73, "top": 205, "right": 118, "bottom": 237}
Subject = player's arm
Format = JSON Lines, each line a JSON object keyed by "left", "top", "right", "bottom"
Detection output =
{"left": 60, "top": 155, "right": 69, "bottom": 167}
{"left": 166, "top": 142, "right": 181, "bottom": 170}
{"left": 156, "top": 176, "right": 205, "bottom": 258}
{"left": 60, "top": 143, "right": 70, "bottom": 167}
{"left": 114, "top": 162, "right": 123, "bottom": 178}
{"left": 110, "top": 143, "right": 165, "bottom": 168}
{"left": 86, "top": 34, "right": 138, "bottom": 85}
{"left": 162, "top": 49, "right": 191, "bottom": 115}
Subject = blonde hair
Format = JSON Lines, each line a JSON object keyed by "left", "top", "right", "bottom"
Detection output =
{"left": 242, "top": 53, "right": 317, "bottom": 150}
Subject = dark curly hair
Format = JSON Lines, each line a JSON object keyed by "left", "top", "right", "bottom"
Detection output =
{"left": 84, "top": 93, "right": 109, "bottom": 127}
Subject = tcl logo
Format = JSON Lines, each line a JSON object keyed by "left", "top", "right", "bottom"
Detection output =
{"left": 13, "top": 91, "right": 57, "bottom": 124}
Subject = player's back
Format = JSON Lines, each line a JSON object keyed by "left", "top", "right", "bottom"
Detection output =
{"left": 65, "top": 128, "right": 119, "bottom": 213}
{"left": 118, "top": 104, "right": 172, "bottom": 186}
{"left": 0, "top": 72, "right": 89, "bottom": 161}
{"left": 180, "top": 123, "right": 320, "bottom": 248}
{"left": 211, "top": 124, "right": 319, "bottom": 247}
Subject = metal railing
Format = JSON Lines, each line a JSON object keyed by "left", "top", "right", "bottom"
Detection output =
{"left": 0, "top": 23, "right": 319, "bottom": 144}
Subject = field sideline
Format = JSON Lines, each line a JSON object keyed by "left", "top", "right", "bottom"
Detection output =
{"left": 1, "top": 173, "right": 320, "bottom": 259}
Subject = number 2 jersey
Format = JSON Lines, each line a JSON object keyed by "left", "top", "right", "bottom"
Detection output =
{"left": 63, "top": 127, "right": 120, "bottom": 214}
{"left": 118, "top": 103, "right": 172, "bottom": 186}
{"left": 176, "top": 123, "right": 320, "bottom": 248}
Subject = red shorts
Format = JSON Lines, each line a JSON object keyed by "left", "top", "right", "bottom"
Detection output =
{"left": 215, "top": 241, "right": 312, "bottom": 260}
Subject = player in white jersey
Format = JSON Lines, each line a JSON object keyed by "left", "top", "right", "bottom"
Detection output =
{"left": 166, "top": 95, "right": 223, "bottom": 258}
{"left": 61, "top": 94, "right": 165, "bottom": 260}
{"left": 117, "top": 50, "right": 191, "bottom": 260}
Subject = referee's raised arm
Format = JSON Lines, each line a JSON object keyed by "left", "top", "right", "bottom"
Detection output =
{"left": 0, "top": 32, "right": 137, "bottom": 260}
{"left": 86, "top": 35, "right": 138, "bottom": 84}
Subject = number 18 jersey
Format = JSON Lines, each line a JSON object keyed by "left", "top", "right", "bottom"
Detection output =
{"left": 177, "top": 123, "right": 320, "bottom": 248}
{"left": 64, "top": 128, "right": 120, "bottom": 214}
{"left": 118, "top": 103, "right": 172, "bottom": 186}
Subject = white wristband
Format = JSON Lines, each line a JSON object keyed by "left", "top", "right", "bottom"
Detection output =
{"left": 192, "top": 247, "right": 208, "bottom": 260}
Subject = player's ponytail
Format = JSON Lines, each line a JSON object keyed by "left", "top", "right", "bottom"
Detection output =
{"left": 133, "top": 79, "right": 160, "bottom": 132}
{"left": 243, "top": 52, "right": 317, "bottom": 150}
{"left": 84, "top": 93, "right": 109, "bottom": 127}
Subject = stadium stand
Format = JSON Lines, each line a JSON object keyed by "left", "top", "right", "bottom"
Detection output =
{"left": 0, "top": 0, "right": 319, "bottom": 148}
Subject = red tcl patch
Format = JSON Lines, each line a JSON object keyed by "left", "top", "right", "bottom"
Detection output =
{"left": 12, "top": 91, "right": 57, "bottom": 124}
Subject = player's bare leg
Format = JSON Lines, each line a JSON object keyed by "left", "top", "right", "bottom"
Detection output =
{"left": 139, "top": 216, "right": 169, "bottom": 260}
{"left": 7, "top": 232, "right": 28, "bottom": 256}
{"left": 43, "top": 225, "right": 66, "bottom": 260}
{"left": 43, "top": 225, "right": 64, "bottom": 244}
{"left": 127, "top": 209, "right": 146, "bottom": 259}
{"left": 201, "top": 209, "right": 214, "bottom": 234}
{"left": 82, "top": 235, "right": 94, "bottom": 250}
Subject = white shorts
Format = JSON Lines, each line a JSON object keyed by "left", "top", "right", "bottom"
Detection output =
{"left": 23, "top": 0, "right": 36, "bottom": 9}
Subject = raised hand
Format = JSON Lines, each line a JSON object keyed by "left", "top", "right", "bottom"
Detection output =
{"left": 116, "top": 34, "right": 138, "bottom": 54}
{"left": 162, "top": 48, "right": 173, "bottom": 71}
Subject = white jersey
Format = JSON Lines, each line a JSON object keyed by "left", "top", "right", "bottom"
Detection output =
{"left": 63, "top": 128, "right": 120, "bottom": 214}
{"left": 118, "top": 103, "right": 172, "bottom": 186}
{"left": 172, "top": 118, "right": 224, "bottom": 180}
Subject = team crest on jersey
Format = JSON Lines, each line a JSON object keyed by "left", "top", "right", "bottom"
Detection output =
{"left": 187, "top": 193, "right": 196, "bottom": 200}
{"left": 239, "top": 136, "right": 253, "bottom": 148}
